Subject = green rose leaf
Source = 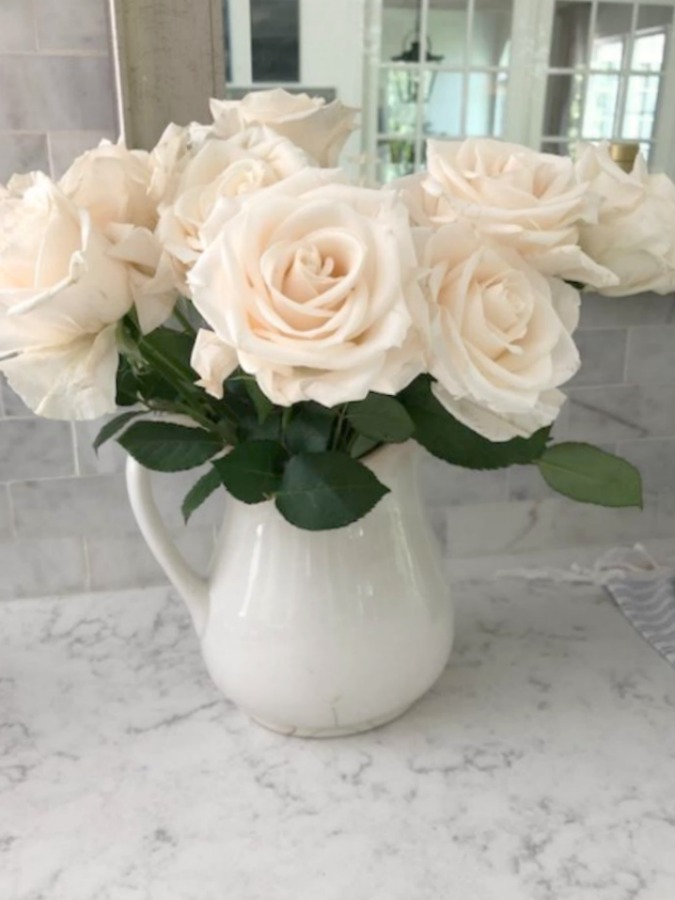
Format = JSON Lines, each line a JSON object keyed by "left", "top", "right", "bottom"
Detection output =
{"left": 182, "top": 467, "right": 224, "bottom": 523}
{"left": 213, "top": 440, "right": 289, "bottom": 504}
{"left": 243, "top": 378, "right": 275, "bottom": 424}
{"left": 537, "top": 442, "right": 643, "bottom": 508}
{"left": 284, "top": 402, "right": 337, "bottom": 454}
{"left": 275, "top": 452, "right": 389, "bottom": 530}
{"left": 119, "top": 422, "right": 223, "bottom": 472}
{"left": 94, "top": 410, "right": 143, "bottom": 453}
{"left": 346, "top": 393, "right": 415, "bottom": 443}
{"left": 400, "top": 375, "right": 550, "bottom": 469}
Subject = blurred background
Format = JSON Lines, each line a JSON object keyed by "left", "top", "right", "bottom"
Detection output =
{"left": 1, "top": 0, "right": 675, "bottom": 598}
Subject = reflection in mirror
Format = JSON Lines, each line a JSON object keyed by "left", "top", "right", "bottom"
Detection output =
{"left": 542, "top": 0, "right": 675, "bottom": 161}
{"left": 374, "top": 0, "right": 512, "bottom": 182}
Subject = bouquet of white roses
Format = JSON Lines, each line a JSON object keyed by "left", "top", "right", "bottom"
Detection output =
{"left": 2, "top": 89, "right": 668, "bottom": 531}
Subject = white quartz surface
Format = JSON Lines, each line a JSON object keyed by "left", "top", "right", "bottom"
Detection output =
{"left": 1, "top": 576, "right": 675, "bottom": 900}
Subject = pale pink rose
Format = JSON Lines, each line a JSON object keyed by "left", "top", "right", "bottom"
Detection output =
{"left": 156, "top": 127, "right": 311, "bottom": 288}
{"left": 210, "top": 88, "right": 358, "bottom": 166}
{"left": 190, "top": 329, "right": 238, "bottom": 398}
{"left": 187, "top": 170, "right": 425, "bottom": 407}
{"left": 575, "top": 141, "right": 675, "bottom": 295}
{"left": 59, "top": 139, "right": 156, "bottom": 233}
{"left": 423, "top": 221, "right": 580, "bottom": 440}
{"left": 397, "top": 138, "right": 617, "bottom": 289}
{"left": 0, "top": 174, "right": 133, "bottom": 419}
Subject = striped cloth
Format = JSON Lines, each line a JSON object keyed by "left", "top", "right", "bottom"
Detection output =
{"left": 602, "top": 550, "right": 675, "bottom": 668}
{"left": 500, "top": 545, "right": 675, "bottom": 670}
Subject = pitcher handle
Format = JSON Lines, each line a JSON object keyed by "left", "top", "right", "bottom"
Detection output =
{"left": 126, "top": 456, "right": 210, "bottom": 636}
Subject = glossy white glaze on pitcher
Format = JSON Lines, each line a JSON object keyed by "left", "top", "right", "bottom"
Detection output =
{"left": 126, "top": 443, "right": 454, "bottom": 737}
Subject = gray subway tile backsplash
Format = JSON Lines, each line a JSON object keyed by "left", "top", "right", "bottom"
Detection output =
{"left": 0, "top": 418, "right": 74, "bottom": 481}
{"left": 565, "top": 384, "right": 675, "bottom": 443}
{"left": 0, "top": 55, "right": 116, "bottom": 131}
{"left": 569, "top": 329, "right": 627, "bottom": 387}
{"left": 625, "top": 325, "right": 675, "bottom": 386}
{"left": 48, "top": 129, "right": 117, "bottom": 179}
{"left": 0, "top": 538, "right": 87, "bottom": 600}
{"left": 0, "top": 0, "right": 37, "bottom": 52}
{"left": 0, "top": 133, "right": 49, "bottom": 183}
{"left": 579, "top": 292, "right": 675, "bottom": 329}
{"left": 34, "top": 0, "right": 110, "bottom": 52}
{"left": 12, "top": 475, "right": 138, "bottom": 539}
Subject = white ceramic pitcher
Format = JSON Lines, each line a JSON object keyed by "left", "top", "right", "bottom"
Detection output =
{"left": 126, "top": 442, "right": 454, "bottom": 737}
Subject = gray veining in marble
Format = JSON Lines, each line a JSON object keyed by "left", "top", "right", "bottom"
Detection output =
{"left": 569, "top": 328, "right": 627, "bottom": 387}
{"left": 1, "top": 577, "right": 674, "bottom": 899}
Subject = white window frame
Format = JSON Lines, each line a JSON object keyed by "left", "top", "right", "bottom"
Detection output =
{"left": 362, "top": 0, "right": 675, "bottom": 180}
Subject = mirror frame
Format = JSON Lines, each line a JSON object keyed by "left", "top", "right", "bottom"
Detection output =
{"left": 108, "top": 0, "right": 226, "bottom": 149}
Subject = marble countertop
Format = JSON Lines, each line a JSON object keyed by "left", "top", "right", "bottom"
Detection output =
{"left": 1, "top": 574, "right": 675, "bottom": 900}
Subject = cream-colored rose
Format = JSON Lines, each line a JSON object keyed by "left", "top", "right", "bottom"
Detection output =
{"left": 157, "top": 127, "right": 311, "bottom": 287}
{"left": 575, "top": 142, "right": 675, "bottom": 295}
{"left": 424, "top": 221, "right": 580, "bottom": 441}
{"left": 188, "top": 170, "right": 425, "bottom": 407}
{"left": 0, "top": 173, "right": 132, "bottom": 419}
{"left": 190, "top": 329, "right": 238, "bottom": 399}
{"left": 59, "top": 139, "right": 156, "bottom": 233}
{"left": 398, "top": 138, "right": 617, "bottom": 289}
{"left": 58, "top": 138, "right": 179, "bottom": 331}
{"left": 210, "top": 88, "right": 358, "bottom": 166}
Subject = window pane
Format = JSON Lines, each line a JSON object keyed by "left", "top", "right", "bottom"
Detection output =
{"left": 542, "top": 73, "right": 585, "bottom": 142}
{"left": 428, "top": 0, "right": 467, "bottom": 67}
{"left": 549, "top": 1, "right": 591, "bottom": 68}
{"left": 377, "top": 138, "right": 415, "bottom": 183}
{"left": 465, "top": 72, "right": 504, "bottom": 137}
{"left": 379, "top": 67, "right": 423, "bottom": 135}
{"left": 250, "top": 0, "right": 299, "bottom": 82}
{"left": 623, "top": 74, "right": 662, "bottom": 140}
{"left": 632, "top": 31, "right": 666, "bottom": 73}
{"left": 592, "top": 3, "right": 633, "bottom": 70}
{"left": 470, "top": 0, "right": 513, "bottom": 67}
{"left": 637, "top": 4, "right": 674, "bottom": 34}
{"left": 382, "top": 0, "right": 426, "bottom": 63}
{"left": 424, "top": 71, "right": 464, "bottom": 138}
{"left": 541, "top": 140, "right": 570, "bottom": 157}
{"left": 583, "top": 73, "right": 619, "bottom": 138}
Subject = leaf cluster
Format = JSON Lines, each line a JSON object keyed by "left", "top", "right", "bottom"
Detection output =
{"left": 99, "top": 319, "right": 643, "bottom": 531}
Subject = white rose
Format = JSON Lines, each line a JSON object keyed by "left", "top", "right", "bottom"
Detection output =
{"left": 188, "top": 170, "right": 425, "bottom": 407}
{"left": 210, "top": 88, "right": 358, "bottom": 166}
{"left": 59, "top": 139, "right": 156, "bottom": 234}
{"left": 0, "top": 174, "right": 133, "bottom": 419}
{"left": 157, "top": 126, "right": 311, "bottom": 287}
{"left": 398, "top": 138, "right": 617, "bottom": 289}
{"left": 575, "top": 142, "right": 675, "bottom": 295}
{"left": 424, "top": 221, "right": 580, "bottom": 441}
{"left": 190, "top": 329, "right": 238, "bottom": 399}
